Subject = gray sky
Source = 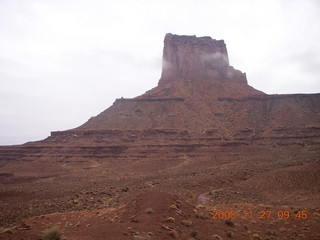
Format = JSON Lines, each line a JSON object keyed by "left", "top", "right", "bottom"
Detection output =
{"left": 1, "top": 0, "right": 320, "bottom": 145}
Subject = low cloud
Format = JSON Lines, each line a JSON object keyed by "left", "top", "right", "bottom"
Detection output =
{"left": 200, "top": 52, "right": 229, "bottom": 66}
{"left": 162, "top": 58, "right": 172, "bottom": 71}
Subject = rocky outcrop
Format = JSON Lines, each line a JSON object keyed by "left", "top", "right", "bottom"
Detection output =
{"left": 159, "top": 33, "right": 247, "bottom": 86}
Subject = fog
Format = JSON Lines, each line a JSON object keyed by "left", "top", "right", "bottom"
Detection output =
{"left": 1, "top": 0, "right": 319, "bottom": 145}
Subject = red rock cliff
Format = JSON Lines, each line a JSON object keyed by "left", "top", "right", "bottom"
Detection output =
{"left": 159, "top": 33, "right": 247, "bottom": 86}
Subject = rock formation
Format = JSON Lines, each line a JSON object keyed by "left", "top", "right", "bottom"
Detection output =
{"left": 73, "top": 34, "right": 264, "bottom": 132}
{"left": 159, "top": 33, "right": 247, "bottom": 86}
{"left": 0, "top": 33, "right": 319, "bottom": 189}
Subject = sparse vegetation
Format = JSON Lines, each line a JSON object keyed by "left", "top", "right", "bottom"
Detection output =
{"left": 181, "top": 219, "right": 193, "bottom": 227}
{"left": 266, "top": 229, "right": 276, "bottom": 236}
{"left": 195, "top": 212, "right": 206, "bottom": 219}
{"left": 212, "top": 234, "right": 223, "bottom": 240}
{"left": 225, "top": 219, "right": 234, "bottom": 227}
{"left": 168, "top": 230, "right": 178, "bottom": 238}
{"left": 133, "top": 235, "right": 152, "bottom": 240}
{"left": 42, "top": 227, "right": 62, "bottom": 240}
{"left": 1, "top": 227, "right": 14, "bottom": 234}
{"left": 226, "top": 230, "right": 233, "bottom": 238}
{"left": 191, "top": 230, "right": 199, "bottom": 238}
{"left": 166, "top": 217, "right": 175, "bottom": 223}
{"left": 170, "top": 204, "right": 178, "bottom": 210}
{"left": 252, "top": 233, "right": 260, "bottom": 239}
{"left": 145, "top": 208, "right": 154, "bottom": 214}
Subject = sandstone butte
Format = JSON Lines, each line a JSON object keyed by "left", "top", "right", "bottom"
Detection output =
{"left": 0, "top": 33, "right": 319, "bottom": 240}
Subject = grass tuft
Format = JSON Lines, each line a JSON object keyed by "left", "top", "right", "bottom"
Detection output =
{"left": 145, "top": 208, "right": 154, "bottom": 214}
{"left": 42, "top": 227, "right": 62, "bottom": 240}
{"left": 181, "top": 219, "right": 193, "bottom": 227}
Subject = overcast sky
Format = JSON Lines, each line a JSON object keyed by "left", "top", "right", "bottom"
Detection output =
{"left": 1, "top": 0, "right": 320, "bottom": 145}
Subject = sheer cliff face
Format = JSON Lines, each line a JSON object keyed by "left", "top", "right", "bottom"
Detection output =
{"left": 159, "top": 33, "right": 247, "bottom": 86}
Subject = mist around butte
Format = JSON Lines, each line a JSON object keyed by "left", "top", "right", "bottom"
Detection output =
{"left": 1, "top": 0, "right": 320, "bottom": 145}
